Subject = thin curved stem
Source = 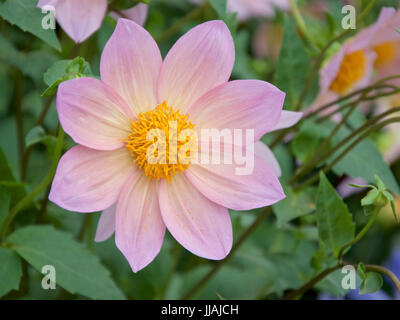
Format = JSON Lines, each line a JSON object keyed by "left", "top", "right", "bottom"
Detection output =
{"left": 0, "top": 126, "right": 65, "bottom": 240}
{"left": 316, "top": 88, "right": 400, "bottom": 123}
{"left": 155, "top": 3, "right": 207, "bottom": 43}
{"left": 338, "top": 207, "right": 381, "bottom": 264}
{"left": 288, "top": 0, "right": 319, "bottom": 52}
{"left": 294, "top": 117, "right": 400, "bottom": 191}
{"left": 365, "top": 265, "right": 400, "bottom": 293}
{"left": 289, "top": 101, "right": 360, "bottom": 185}
{"left": 291, "top": 107, "right": 400, "bottom": 185}
{"left": 283, "top": 265, "right": 342, "bottom": 300}
{"left": 181, "top": 207, "right": 273, "bottom": 299}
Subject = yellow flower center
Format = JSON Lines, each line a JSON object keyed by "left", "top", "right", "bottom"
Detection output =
{"left": 329, "top": 50, "right": 366, "bottom": 95}
{"left": 125, "top": 101, "right": 197, "bottom": 181}
{"left": 373, "top": 41, "right": 397, "bottom": 69}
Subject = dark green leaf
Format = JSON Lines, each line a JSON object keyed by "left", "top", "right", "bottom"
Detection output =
{"left": 275, "top": 16, "right": 318, "bottom": 109}
{"left": 315, "top": 172, "right": 355, "bottom": 258}
{"left": 273, "top": 185, "right": 315, "bottom": 226}
{"left": 42, "top": 57, "right": 92, "bottom": 96}
{"left": 361, "top": 189, "right": 379, "bottom": 206}
{"left": 0, "top": 0, "right": 61, "bottom": 51}
{"left": 359, "top": 272, "right": 383, "bottom": 295}
{"left": 0, "top": 186, "right": 10, "bottom": 231}
{"left": 0, "top": 148, "right": 25, "bottom": 206}
{"left": 209, "top": 0, "right": 227, "bottom": 18}
{"left": 7, "top": 225, "right": 125, "bottom": 300}
{"left": 357, "top": 263, "right": 366, "bottom": 280}
{"left": 0, "top": 247, "right": 22, "bottom": 298}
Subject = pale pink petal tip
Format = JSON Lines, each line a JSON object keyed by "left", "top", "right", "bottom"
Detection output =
{"left": 159, "top": 175, "right": 232, "bottom": 260}
{"left": 56, "top": 77, "right": 133, "bottom": 151}
{"left": 100, "top": 18, "right": 162, "bottom": 116}
{"left": 189, "top": 80, "right": 285, "bottom": 141}
{"left": 49, "top": 146, "right": 133, "bottom": 213}
{"left": 54, "top": 0, "right": 108, "bottom": 43}
{"left": 158, "top": 20, "right": 235, "bottom": 113}
{"left": 95, "top": 204, "right": 116, "bottom": 242}
{"left": 115, "top": 174, "right": 166, "bottom": 273}
{"left": 111, "top": 3, "right": 148, "bottom": 26}
{"left": 271, "top": 110, "right": 303, "bottom": 132}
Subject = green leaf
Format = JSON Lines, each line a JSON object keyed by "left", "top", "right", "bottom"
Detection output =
{"left": 328, "top": 124, "right": 400, "bottom": 195}
{"left": 25, "top": 126, "right": 46, "bottom": 148}
{"left": 0, "top": 148, "right": 26, "bottom": 206}
{"left": 275, "top": 16, "right": 318, "bottom": 109}
{"left": 232, "top": 30, "right": 256, "bottom": 79}
{"left": 361, "top": 188, "right": 379, "bottom": 206}
{"left": 0, "top": 186, "right": 10, "bottom": 230}
{"left": 0, "top": 0, "right": 61, "bottom": 51}
{"left": 43, "top": 60, "right": 72, "bottom": 87}
{"left": 209, "top": 0, "right": 227, "bottom": 18}
{"left": 359, "top": 272, "right": 383, "bottom": 295}
{"left": 291, "top": 128, "right": 324, "bottom": 164}
{"left": 357, "top": 263, "right": 366, "bottom": 280}
{"left": 42, "top": 57, "right": 93, "bottom": 96}
{"left": 0, "top": 35, "right": 57, "bottom": 81}
{"left": 273, "top": 185, "right": 315, "bottom": 226}
{"left": 315, "top": 172, "right": 355, "bottom": 258}
{"left": 25, "top": 126, "right": 57, "bottom": 157}
{"left": 7, "top": 226, "right": 125, "bottom": 300}
{"left": 0, "top": 247, "right": 22, "bottom": 298}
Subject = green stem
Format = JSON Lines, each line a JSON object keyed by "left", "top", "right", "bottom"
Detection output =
{"left": 291, "top": 107, "right": 400, "bottom": 185}
{"left": 365, "top": 265, "right": 400, "bottom": 293}
{"left": 294, "top": 117, "right": 400, "bottom": 191}
{"left": 13, "top": 69, "right": 24, "bottom": 180}
{"left": 0, "top": 126, "right": 65, "bottom": 240}
{"left": 283, "top": 265, "right": 341, "bottom": 300}
{"left": 289, "top": 101, "right": 359, "bottom": 185}
{"left": 356, "top": 0, "right": 377, "bottom": 23}
{"left": 288, "top": 0, "right": 319, "bottom": 52}
{"left": 283, "top": 262, "right": 400, "bottom": 300}
{"left": 316, "top": 87, "right": 400, "bottom": 123}
{"left": 294, "top": 30, "right": 352, "bottom": 112}
{"left": 181, "top": 207, "right": 273, "bottom": 299}
{"left": 155, "top": 3, "right": 207, "bottom": 43}
{"left": 338, "top": 207, "right": 381, "bottom": 263}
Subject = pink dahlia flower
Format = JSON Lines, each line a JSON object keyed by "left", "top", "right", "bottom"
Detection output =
{"left": 310, "top": 19, "right": 379, "bottom": 113}
{"left": 50, "top": 19, "right": 301, "bottom": 272}
{"left": 364, "top": 7, "right": 400, "bottom": 86}
{"left": 37, "top": 0, "right": 148, "bottom": 43}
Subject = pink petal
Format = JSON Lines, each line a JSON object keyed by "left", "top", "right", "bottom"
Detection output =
{"left": 254, "top": 141, "right": 281, "bottom": 177}
{"left": 185, "top": 144, "right": 285, "bottom": 210}
{"left": 57, "top": 77, "right": 134, "bottom": 151}
{"left": 270, "top": 110, "right": 303, "bottom": 132}
{"left": 95, "top": 203, "right": 116, "bottom": 242}
{"left": 158, "top": 20, "right": 235, "bottom": 113}
{"left": 111, "top": 3, "right": 148, "bottom": 26}
{"left": 37, "top": 0, "right": 58, "bottom": 7}
{"left": 188, "top": 80, "right": 284, "bottom": 141}
{"left": 54, "top": 0, "right": 107, "bottom": 43}
{"left": 357, "top": 7, "right": 398, "bottom": 48}
{"left": 320, "top": 47, "right": 345, "bottom": 94}
{"left": 159, "top": 174, "right": 232, "bottom": 260}
{"left": 115, "top": 173, "right": 165, "bottom": 272}
{"left": 100, "top": 19, "right": 162, "bottom": 116}
{"left": 49, "top": 146, "right": 134, "bottom": 213}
